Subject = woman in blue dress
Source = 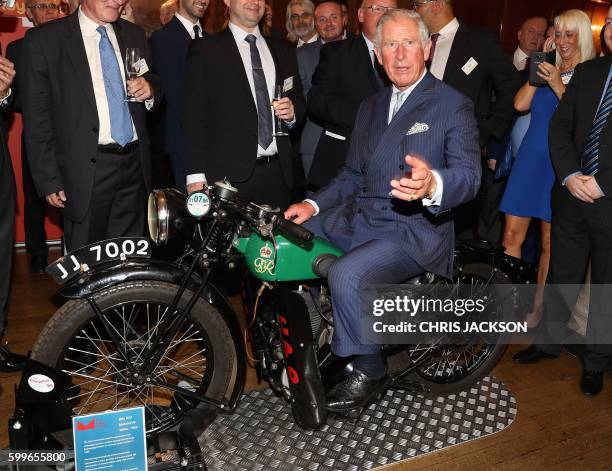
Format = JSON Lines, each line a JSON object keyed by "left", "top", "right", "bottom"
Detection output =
{"left": 500, "top": 9, "right": 595, "bottom": 322}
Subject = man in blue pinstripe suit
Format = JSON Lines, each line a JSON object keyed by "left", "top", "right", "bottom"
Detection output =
{"left": 285, "top": 9, "right": 480, "bottom": 414}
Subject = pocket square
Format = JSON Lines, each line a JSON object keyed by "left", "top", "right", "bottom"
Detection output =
{"left": 407, "top": 122, "right": 429, "bottom": 135}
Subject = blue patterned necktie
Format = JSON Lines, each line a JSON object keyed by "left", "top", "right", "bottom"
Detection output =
{"left": 96, "top": 25, "right": 134, "bottom": 147}
{"left": 244, "top": 34, "right": 273, "bottom": 150}
{"left": 390, "top": 91, "right": 406, "bottom": 121}
{"left": 581, "top": 73, "right": 612, "bottom": 176}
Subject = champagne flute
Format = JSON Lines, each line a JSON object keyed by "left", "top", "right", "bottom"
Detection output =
{"left": 272, "top": 84, "right": 289, "bottom": 137}
{"left": 124, "top": 47, "right": 141, "bottom": 102}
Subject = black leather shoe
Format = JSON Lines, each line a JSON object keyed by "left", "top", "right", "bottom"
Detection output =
{"left": 0, "top": 345, "right": 27, "bottom": 372}
{"left": 513, "top": 345, "right": 558, "bottom": 364}
{"left": 326, "top": 369, "right": 388, "bottom": 413}
{"left": 319, "top": 350, "right": 354, "bottom": 392}
{"left": 581, "top": 370, "right": 604, "bottom": 397}
{"left": 30, "top": 255, "right": 48, "bottom": 274}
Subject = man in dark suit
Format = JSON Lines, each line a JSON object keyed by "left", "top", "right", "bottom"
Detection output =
{"left": 296, "top": 0, "right": 344, "bottom": 178}
{"left": 306, "top": 0, "right": 396, "bottom": 191}
{"left": 183, "top": 0, "right": 305, "bottom": 210}
{"left": 414, "top": 0, "right": 520, "bottom": 240}
{"left": 22, "top": 0, "right": 160, "bottom": 252}
{"left": 0, "top": 52, "right": 26, "bottom": 372}
{"left": 285, "top": 9, "right": 480, "bottom": 412}
{"left": 150, "top": 0, "right": 208, "bottom": 192}
{"left": 6, "top": 0, "right": 62, "bottom": 273}
{"left": 514, "top": 55, "right": 612, "bottom": 397}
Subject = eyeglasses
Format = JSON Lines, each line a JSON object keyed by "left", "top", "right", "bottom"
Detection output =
{"left": 290, "top": 12, "right": 312, "bottom": 21}
{"left": 27, "top": 3, "right": 59, "bottom": 9}
{"left": 412, "top": 0, "right": 435, "bottom": 10}
{"left": 365, "top": 5, "right": 393, "bottom": 14}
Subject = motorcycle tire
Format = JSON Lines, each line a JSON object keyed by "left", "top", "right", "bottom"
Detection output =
{"left": 31, "top": 280, "right": 239, "bottom": 436}
{"left": 389, "top": 262, "right": 513, "bottom": 396}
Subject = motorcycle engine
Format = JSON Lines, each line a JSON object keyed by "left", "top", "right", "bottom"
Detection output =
{"left": 293, "top": 285, "right": 333, "bottom": 348}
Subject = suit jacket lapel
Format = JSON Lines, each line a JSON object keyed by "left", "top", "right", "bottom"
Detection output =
{"left": 583, "top": 58, "right": 612, "bottom": 124}
{"left": 64, "top": 11, "right": 97, "bottom": 113}
{"left": 169, "top": 16, "right": 194, "bottom": 42}
{"left": 265, "top": 36, "right": 281, "bottom": 86}
{"left": 370, "top": 74, "right": 436, "bottom": 170}
{"left": 354, "top": 35, "right": 380, "bottom": 92}
{"left": 221, "top": 28, "right": 256, "bottom": 109}
{"left": 442, "top": 23, "right": 467, "bottom": 83}
{"left": 367, "top": 88, "right": 391, "bottom": 151}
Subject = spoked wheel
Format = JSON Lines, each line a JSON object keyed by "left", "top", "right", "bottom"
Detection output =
{"left": 389, "top": 263, "right": 512, "bottom": 395}
{"left": 31, "top": 281, "right": 238, "bottom": 435}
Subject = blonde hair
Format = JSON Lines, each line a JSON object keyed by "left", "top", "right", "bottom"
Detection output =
{"left": 553, "top": 9, "right": 595, "bottom": 66}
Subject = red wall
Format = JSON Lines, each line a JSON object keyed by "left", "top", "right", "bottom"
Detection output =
{"left": 1, "top": 13, "right": 63, "bottom": 245}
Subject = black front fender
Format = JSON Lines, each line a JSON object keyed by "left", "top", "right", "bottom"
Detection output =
{"left": 60, "top": 259, "right": 189, "bottom": 299}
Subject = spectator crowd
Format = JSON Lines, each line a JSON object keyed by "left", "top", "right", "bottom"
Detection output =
{"left": 0, "top": 0, "right": 611, "bottom": 397}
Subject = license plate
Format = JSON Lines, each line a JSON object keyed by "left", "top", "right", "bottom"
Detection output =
{"left": 46, "top": 237, "right": 151, "bottom": 284}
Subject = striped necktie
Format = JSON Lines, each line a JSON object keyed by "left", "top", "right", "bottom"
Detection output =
{"left": 245, "top": 34, "right": 273, "bottom": 150}
{"left": 581, "top": 73, "right": 612, "bottom": 175}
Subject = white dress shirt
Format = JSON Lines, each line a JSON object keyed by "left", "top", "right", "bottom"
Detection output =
{"left": 187, "top": 23, "right": 279, "bottom": 187}
{"left": 175, "top": 12, "right": 202, "bottom": 39}
{"left": 297, "top": 33, "right": 319, "bottom": 47}
{"left": 305, "top": 70, "right": 443, "bottom": 214}
{"left": 79, "top": 7, "right": 138, "bottom": 145}
{"left": 513, "top": 47, "right": 529, "bottom": 71}
{"left": 428, "top": 17, "right": 460, "bottom": 80}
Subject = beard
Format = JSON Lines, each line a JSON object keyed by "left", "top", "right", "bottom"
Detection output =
{"left": 294, "top": 23, "right": 314, "bottom": 39}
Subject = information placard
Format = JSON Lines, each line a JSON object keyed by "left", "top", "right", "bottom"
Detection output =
{"left": 72, "top": 406, "right": 147, "bottom": 471}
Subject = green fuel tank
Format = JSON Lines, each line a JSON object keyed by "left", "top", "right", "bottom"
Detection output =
{"left": 232, "top": 232, "right": 344, "bottom": 282}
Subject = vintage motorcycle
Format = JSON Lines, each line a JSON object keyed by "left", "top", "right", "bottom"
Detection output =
{"left": 31, "top": 181, "right": 535, "bottom": 441}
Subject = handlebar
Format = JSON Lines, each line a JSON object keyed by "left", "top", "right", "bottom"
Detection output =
{"left": 273, "top": 216, "right": 314, "bottom": 245}
{"left": 209, "top": 181, "right": 314, "bottom": 246}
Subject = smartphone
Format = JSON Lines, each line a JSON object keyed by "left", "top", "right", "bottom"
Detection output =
{"left": 529, "top": 51, "right": 556, "bottom": 87}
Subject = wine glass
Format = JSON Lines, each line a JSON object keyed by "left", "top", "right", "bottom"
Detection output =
{"left": 125, "top": 47, "right": 141, "bottom": 102}
{"left": 272, "top": 85, "right": 289, "bottom": 137}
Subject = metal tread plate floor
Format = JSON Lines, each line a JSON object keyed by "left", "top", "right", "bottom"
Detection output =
{"left": 199, "top": 375, "right": 517, "bottom": 470}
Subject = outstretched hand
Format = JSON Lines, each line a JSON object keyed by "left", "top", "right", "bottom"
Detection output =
{"left": 390, "top": 155, "right": 436, "bottom": 201}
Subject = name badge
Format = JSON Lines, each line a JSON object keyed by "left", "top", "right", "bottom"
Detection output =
{"left": 461, "top": 57, "right": 478, "bottom": 76}
{"left": 283, "top": 76, "right": 294, "bottom": 93}
{"left": 135, "top": 58, "right": 150, "bottom": 76}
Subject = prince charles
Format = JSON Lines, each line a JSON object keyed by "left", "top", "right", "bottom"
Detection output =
{"left": 285, "top": 9, "right": 480, "bottom": 415}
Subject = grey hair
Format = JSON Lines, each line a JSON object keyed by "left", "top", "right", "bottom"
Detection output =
{"left": 286, "top": 0, "right": 315, "bottom": 35}
{"left": 373, "top": 9, "right": 430, "bottom": 50}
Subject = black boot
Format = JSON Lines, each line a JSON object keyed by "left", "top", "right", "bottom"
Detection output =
{"left": 326, "top": 369, "right": 388, "bottom": 415}
{"left": 0, "top": 345, "right": 27, "bottom": 372}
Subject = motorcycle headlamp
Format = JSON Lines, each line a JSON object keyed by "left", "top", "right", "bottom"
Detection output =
{"left": 147, "top": 189, "right": 190, "bottom": 246}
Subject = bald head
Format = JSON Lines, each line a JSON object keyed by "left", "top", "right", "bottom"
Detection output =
{"left": 314, "top": 2, "right": 344, "bottom": 43}
{"left": 412, "top": 0, "right": 454, "bottom": 35}
{"left": 518, "top": 16, "right": 547, "bottom": 56}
